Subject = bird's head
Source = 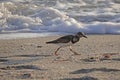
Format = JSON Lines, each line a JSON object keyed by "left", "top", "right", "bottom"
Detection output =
{"left": 76, "top": 32, "right": 87, "bottom": 38}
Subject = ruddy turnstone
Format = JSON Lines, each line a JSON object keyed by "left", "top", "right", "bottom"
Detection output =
{"left": 46, "top": 32, "right": 87, "bottom": 56}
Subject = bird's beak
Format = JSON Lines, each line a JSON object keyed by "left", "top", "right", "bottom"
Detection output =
{"left": 83, "top": 35, "right": 87, "bottom": 38}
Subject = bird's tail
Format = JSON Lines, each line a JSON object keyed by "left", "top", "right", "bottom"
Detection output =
{"left": 46, "top": 40, "right": 57, "bottom": 44}
{"left": 46, "top": 41, "right": 53, "bottom": 44}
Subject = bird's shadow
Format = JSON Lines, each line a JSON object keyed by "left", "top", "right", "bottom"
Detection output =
{"left": 61, "top": 76, "right": 98, "bottom": 80}
{"left": 0, "top": 59, "right": 8, "bottom": 62}
{"left": 0, "top": 54, "right": 51, "bottom": 58}
{"left": 112, "top": 58, "right": 120, "bottom": 61}
{"left": 0, "top": 54, "right": 52, "bottom": 65}
{"left": 1, "top": 57, "right": 41, "bottom": 65}
{"left": 0, "top": 65, "right": 47, "bottom": 71}
{"left": 70, "top": 68, "right": 120, "bottom": 74}
{"left": 81, "top": 58, "right": 120, "bottom": 62}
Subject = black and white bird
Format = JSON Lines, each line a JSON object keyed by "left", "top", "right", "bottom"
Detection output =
{"left": 46, "top": 32, "right": 87, "bottom": 56}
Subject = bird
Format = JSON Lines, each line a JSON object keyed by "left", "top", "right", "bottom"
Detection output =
{"left": 46, "top": 32, "right": 87, "bottom": 56}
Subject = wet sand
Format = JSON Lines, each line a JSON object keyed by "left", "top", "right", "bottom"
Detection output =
{"left": 0, "top": 35, "right": 120, "bottom": 80}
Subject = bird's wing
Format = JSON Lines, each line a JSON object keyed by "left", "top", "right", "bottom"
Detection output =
{"left": 46, "top": 35, "right": 73, "bottom": 44}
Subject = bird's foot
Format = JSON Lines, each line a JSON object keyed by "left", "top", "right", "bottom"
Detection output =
{"left": 54, "top": 52, "right": 59, "bottom": 56}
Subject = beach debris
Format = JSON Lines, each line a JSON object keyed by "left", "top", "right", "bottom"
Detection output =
{"left": 102, "top": 53, "right": 119, "bottom": 59}
{"left": 87, "top": 54, "right": 102, "bottom": 61}
{"left": 88, "top": 53, "right": 120, "bottom": 61}
{"left": 37, "top": 45, "right": 43, "bottom": 48}
{"left": 16, "top": 73, "right": 32, "bottom": 79}
{"left": 20, "top": 45, "right": 25, "bottom": 50}
{"left": 20, "top": 73, "right": 32, "bottom": 79}
{"left": 30, "top": 43, "right": 43, "bottom": 48}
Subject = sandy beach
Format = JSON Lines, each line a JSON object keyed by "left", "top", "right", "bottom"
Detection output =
{"left": 0, "top": 35, "right": 120, "bottom": 80}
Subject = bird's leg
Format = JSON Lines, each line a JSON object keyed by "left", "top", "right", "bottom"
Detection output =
{"left": 54, "top": 47, "right": 61, "bottom": 56}
{"left": 69, "top": 46, "right": 81, "bottom": 55}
